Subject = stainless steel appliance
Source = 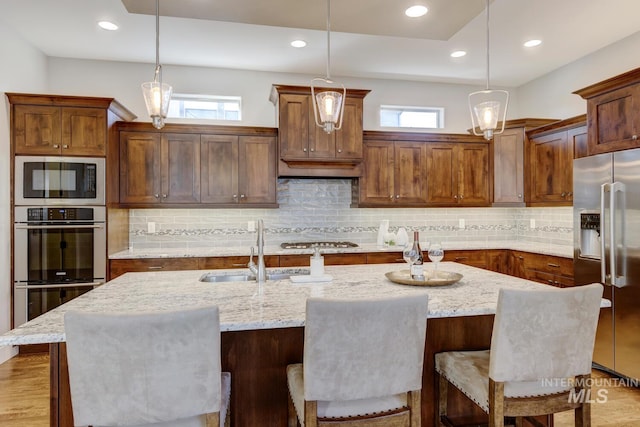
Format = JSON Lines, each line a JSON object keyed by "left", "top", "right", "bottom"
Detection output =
{"left": 573, "top": 148, "right": 640, "bottom": 380}
{"left": 15, "top": 156, "right": 105, "bottom": 205}
{"left": 13, "top": 206, "right": 106, "bottom": 326}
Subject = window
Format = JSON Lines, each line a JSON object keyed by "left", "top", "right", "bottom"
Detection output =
{"left": 167, "top": 94, "right": 242, "bottom": 121}
{"left": 380, "top": 105, "right": 444, "bottom": 129}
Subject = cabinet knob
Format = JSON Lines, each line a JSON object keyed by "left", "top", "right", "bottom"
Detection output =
{"left": 396, "top": 195, "right": 400, "bottom": 199}
{"left": 633, "top": 135, "right": 638, "bottom": 141}
{"left": 233, "top": 194, "right": 237, "bottom": 198}
{"left": 337, "top": 149, "right": 342, "bottom": 153}
{"left": 53, "top": 144, "right": 60, "bottom": 148}
{"left": 460, "top": 195, "right": 464, "bottom": 199}
{"left": 62, "top": 145, "right": 69, "bottom": 149}
{"left": 240, "top": 194, "right": 246, "bottom": 199}
{"left": 310, "top": 148, "right": 315, "bottom": 152}
{"left": 548, "top": 279, "right": 554, "bottom": 284}
{"left": 154, "top": 194, "right": 159, "bottom": 198}
{"left": 162, "top": 194, "right": 167, "bottom": 198}
{"left": 454, "top": 195, "right": 458, "bottom": 199}
{"left": 561, "top": 192, "right": 566, "bottom": 197}
{"left": 303, "top": 148, "right": 307, "bottom": 152}
{"left": 568, "top": 192, "right": 573, "bottom": 197}
{"left": 390, "top": 195, "right": 394, "bottom": 199}
{"left": 518, "top": 194, "right": 522, "bottom": 198}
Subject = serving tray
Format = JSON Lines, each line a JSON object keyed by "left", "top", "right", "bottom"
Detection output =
{"left": 385, "top": 269, "right": 463, "bottom": 287}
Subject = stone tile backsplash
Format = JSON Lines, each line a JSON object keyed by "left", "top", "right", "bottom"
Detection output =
{"left": 129, "top": 179, "right": 574, "bottom": 250}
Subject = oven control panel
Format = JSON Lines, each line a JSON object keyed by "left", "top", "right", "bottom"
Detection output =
{"left": 27, "top": 207, "right": 94, "bottom": 221}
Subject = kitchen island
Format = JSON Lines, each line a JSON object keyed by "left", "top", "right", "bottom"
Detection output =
{"left": 0, "top": 262, "right": 606, "bottom": 427}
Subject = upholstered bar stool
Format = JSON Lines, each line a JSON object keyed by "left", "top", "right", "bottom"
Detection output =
{"left": 435, "top": 283, "right": 603, "bottom": 427}
{"left": 287, "top": 294, "right": 429, "bottom": 427}
{"left": 65, "top": 306, "right": 231, "bottom": 427}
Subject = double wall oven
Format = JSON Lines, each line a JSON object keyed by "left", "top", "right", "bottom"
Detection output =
{"left": 14, "top": 157, "right": 106, "bottom": 327}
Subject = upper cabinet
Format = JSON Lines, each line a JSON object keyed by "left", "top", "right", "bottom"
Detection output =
{"left": 114, "top": 123, "right": 277, "bottom": 208}
{"left": 525, "top": 115, "right": 586, "bottom": 206}
{"left": 574, "top": 67, "right": 640, "bottom": 155}
{"left": 7, "top": 93, "right": 135, "bottom": 157}
{"left": 270, "top": 85, "right": 370, "bottom": 177}
{"left": 355, "top": 131, "right": 489, "bottom": 207}
{"left": 491, "top": 119, "right": 557, "bottom": 206}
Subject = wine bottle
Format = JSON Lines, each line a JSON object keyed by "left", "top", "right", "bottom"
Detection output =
{"left": 410, "top": 231, "right": 424, "bottom": 279}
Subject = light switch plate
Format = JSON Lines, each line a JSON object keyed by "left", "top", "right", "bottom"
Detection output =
{"left": 147, "top": 222, "right": 156, "bottom": 233}
{"left": 530, "top": 219, "right": 536, "bottom": 229}
{"left": 458, "top": 218, "right": 465, "bottom": 229}
{"left": 248, "top": 221, "right": 256, "bottom": 232}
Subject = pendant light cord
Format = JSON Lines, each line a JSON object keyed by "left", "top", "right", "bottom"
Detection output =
{"left": 155, "top": 0, "right": 160, "bottom": 69}
{"left": 485, "top": 0, "right": 490, "bottom": 90}
{"left": 325, "top": 0, "right": 332, "bottom": 81}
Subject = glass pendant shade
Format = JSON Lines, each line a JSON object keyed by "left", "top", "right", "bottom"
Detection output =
{"left": 141, "top": 78, "right": 172, "bottom": 129}
{"left": 313, "top": 89, "right": 344, "bottom": 133}
{"left": 469, "top": 89, "right": 509, "bottom": 140}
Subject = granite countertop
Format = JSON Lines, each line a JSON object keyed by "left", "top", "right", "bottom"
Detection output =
{"left": 109, "top": 240, "right": 573, "bottom": 260}
{"left": 1, "top": 262, "right": 604, "bottom": 347}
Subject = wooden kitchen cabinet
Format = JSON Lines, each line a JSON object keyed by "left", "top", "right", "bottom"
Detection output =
{"left": 358, "top": 140, "right": 427, "bottom": 206}
{"left": 574, "top": 67, "right": 640, "bottom": 155}
{"left": 201, "top": 134, "right": 277, "bottom": 205}
{"left": 109, "top": 258, "right": 202, "bottom": 280}
{"left": 270, "top": 85, "right": 370, "bottom": 177}
{"left": 510, "top": 251, "right": 573, "bottom": 287}
{"left": 443, "top": 249, "right": 488, "bottom": 269}
{"left": 525, "top": 116, "right": 585, "bottom": 206}
{"left": 119, "top": 132, "right": 201, "bottom": 205}
{"left": 486, "top": 249, "right": 510, "bottom": 274}
{"left": 425, "top": 143, "right": 491, "bottom": 206}
{"left": 8, "top": 93, "right": 134, "bottom": 157}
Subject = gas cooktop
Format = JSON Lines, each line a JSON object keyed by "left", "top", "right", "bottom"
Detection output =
{"left": 280, "top": 241, "right": 359, "bottom": 249}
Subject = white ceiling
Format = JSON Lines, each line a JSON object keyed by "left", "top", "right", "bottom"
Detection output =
{"left": 2, "top": 0, "right": 640, "bottom": 87}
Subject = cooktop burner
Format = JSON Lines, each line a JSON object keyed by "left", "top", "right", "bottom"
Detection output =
{"left": 280, "top": 241, "right": 359, "bottom": 249}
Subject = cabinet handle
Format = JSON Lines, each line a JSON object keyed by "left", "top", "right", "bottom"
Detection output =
{"left": 303, "top": 148, "right": 307, "bottom": 152}
{"left": 337, "top": 149, "right": 342, "bottom": 153}
{"left": 455, "top": 257, "right": 468, "bottom": 261}
{"left": 518, "top": 256, "right": 524, "bottom": 260}
{"left": 148, "top": 266, "right": 163, "bottom": 270}
{"left": 548, "top": 279, "right": 554, "bottom": 284}
{"left": 62, "top": 145, "right": 69, "bottom": 149}
{"left": 154, "top": 194, "right": 159, "bottom": 198}
{"left": 53, "top": 144, "right": 60, "bottom": 148}
{"left": 547, "top": 263, "right": 560, "bottom": 268}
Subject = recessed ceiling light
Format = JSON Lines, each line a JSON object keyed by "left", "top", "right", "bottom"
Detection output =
{"left": 98, "top": 21, "right": 118, "bottom": 31}
{"left": 524, "top": 39, "right": 542, "bottom": 48}
{"left": 291, "top": 40, "right": 307, "bottom": 48}
{"left": 450, "top": 50, "right": 467, "bottom": 58}
{"left": 405, "top": 5, "right": 428, "bottom": 18}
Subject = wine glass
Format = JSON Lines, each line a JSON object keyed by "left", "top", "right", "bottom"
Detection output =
{"left": 402, "top": 244, "right": 419, "bottom": 274}
{"left": 428, "top": 242, "right": 444, "bottom": 275}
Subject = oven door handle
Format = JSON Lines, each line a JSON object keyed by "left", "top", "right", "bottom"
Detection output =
{"left": 15, "top": 224, "right": 104, "bottom": 230}
{"left": 14, "top": 281, "right": 104, "bottom": 290}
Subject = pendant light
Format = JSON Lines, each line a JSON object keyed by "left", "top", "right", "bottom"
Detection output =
{"left": 469, "top": 0, "right": 509, "bottom": 140}
{"left": 311, "top": 0, "right": 346, "bottom": 134}
{"left": 141, "top": 0, "right": 172, "bottom": 129}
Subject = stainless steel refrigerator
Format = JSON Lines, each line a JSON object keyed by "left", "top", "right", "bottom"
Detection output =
{"left": 574, "top": 148, "right": 640, "bottom": 380}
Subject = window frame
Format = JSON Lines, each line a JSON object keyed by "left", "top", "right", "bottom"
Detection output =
{"left": 166, "top": 93, "right": 242, "bottom": 122}
{"left": 379, "top": 105, "right": 445, "bottom": 130}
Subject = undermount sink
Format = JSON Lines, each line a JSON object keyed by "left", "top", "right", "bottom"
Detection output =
{"left": 199, "top": 268, "right": 310, "bottom": 283}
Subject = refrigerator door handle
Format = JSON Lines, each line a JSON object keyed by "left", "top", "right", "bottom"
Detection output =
{"left": 610, "top": 181, "right": 627, "bottom": 287}
{"left": 600, "top": 183, "right": 608, "bottom": 284}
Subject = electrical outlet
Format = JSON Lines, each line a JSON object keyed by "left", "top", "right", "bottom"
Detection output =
{"left": 458, "top": 218, "right": 465, "bottom": 229}
{"left": 530, "top": 219, "right": 536, "bottom": 229}
{"left": 247, "top": 220, "right": 256, "bottom": 232}
{"left": 147, "top": 222, "right": 156, "bottom": 233}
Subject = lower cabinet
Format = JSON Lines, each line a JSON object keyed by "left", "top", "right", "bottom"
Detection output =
{"left": 109, "top": 249, "right": 574, "bottom": 285}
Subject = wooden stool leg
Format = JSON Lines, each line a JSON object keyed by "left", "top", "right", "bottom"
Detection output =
{"left": 287, "top": 392, "right": 298, "bottom": 427}
{"left": 488, "top": 379, "right": 505, "bottom": 427}
{"left": 515, "top": 416, "right": 523, "bottom": 427}
{"left": 437, "top": 372, "right": 449, "bottom": 426}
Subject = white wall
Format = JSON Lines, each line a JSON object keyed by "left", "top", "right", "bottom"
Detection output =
{"left": 47, "top": 57, "right": 518, "bottom": 134}
{"left": 0, "top": 22, "right": 48, "bottom": 363}
{"left": 516, "top": 30, "right": 640, "bottom": 119}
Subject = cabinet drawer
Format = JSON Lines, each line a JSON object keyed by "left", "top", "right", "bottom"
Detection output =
{"left": 443, "top": 250, "right": 487, "bottom": 268}
{"left": 279, "top": 253, "right": 367, "bottom": 267}
{"left": 198, "top": 255, "right": 279, "bottom": 270}
{"left": 523, "top": 254, "right": 573, "bottom": 275}
{"left": 109, "top": 258, "right": 201, "bottom": 280}
{"left": 366, "top": 252, "right": 405, "bottom": 264}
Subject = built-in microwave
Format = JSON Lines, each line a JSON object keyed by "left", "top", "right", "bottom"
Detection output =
{"left": 15, "top": 156, "right": 105, "bottom": 205}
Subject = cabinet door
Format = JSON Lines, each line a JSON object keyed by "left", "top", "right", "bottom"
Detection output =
{"left": 119, "top": 132, "right": 161, "bottom": 204}
{"left": 309, "top": 112, "right": 335, "bottom": 158}
{"left": 394, "top": 142, "right": 427, "bottom": 204}
{"left": 359, "top": 141, "right": 395, "bottom": 205}
{"left": 486, "top": 250, "right": 509, "bottom": 274}
{"left": 61, "top": 107, "right": 107, "bottom": 156}
{"left": 458, "top": 144, "right": 490, "bottom": 205}
{"left": 161, "top": 133, "right": 201, "bottom": 203}
{"left": 493, "top": 128, "right": 524, "bottom": 204}
{"left": 201, "top": 135, "right": 239, "bottom": 204}
{"left": 238, "top": 136, "right": 277, "bottom": 204}
{"left": 571, "top": 125, "right": 589, "bottom": 159}
{"left": 510, "top": 251, "right": 526, "bottom": 278}
{"left": 13, "top": 105, "right": 62, "bottom": 155}
{"left": 426, "top": 144, "right": 457, "bottom": 205}
{"left": 335, "top": 97, "right": 364, "bottom": 159}
{"left": 587, "top": 85, "right": 640, "bottom": 155}
{"left": 279, "top": 93, "right": 310, "bottom": 158}
{"left": 528, "top": 131, "right": 572, "bottom": 204}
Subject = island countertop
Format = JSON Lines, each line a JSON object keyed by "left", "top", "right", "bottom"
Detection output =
{"left": 0, "top": 262, "right": 606, "bottom": 347}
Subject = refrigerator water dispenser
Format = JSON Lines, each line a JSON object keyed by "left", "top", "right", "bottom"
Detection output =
{"left": 579, "top": 212, "right": 601, "bottom": 259}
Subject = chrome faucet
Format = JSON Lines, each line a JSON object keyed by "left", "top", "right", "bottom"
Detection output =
{"left": 248, "top": 219, "right": 267, "bottom": 283}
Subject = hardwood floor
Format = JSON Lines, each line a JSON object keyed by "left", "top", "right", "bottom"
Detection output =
{"left": 0, "top": 354, "right": 638, "bottom": 426}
